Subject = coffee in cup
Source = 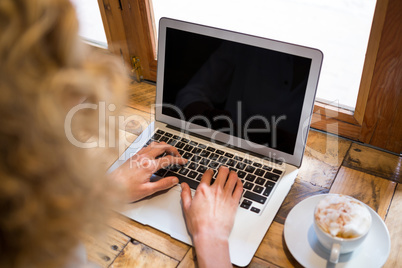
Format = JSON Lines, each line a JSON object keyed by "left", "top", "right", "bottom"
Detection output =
{"left": 313, "top": 194, "right": 372, "bottom": 263}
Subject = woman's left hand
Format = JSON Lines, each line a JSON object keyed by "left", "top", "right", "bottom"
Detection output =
{"left": 109, "top": 141, "right": 187, "bottom": 202}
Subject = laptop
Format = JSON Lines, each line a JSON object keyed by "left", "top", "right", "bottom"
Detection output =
{"left": 109, "top": 18, "right": 323, "bottom": 266}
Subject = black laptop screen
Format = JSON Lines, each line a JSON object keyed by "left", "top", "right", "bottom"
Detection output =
{"left": 161, "top": 27, "right": 312, "bottom": 155}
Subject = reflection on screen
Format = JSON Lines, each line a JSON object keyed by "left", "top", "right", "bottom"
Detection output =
{"left": 162, "top": 28, "right": 311, "bottom": 155}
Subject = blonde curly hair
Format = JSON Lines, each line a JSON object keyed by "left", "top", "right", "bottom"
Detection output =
{"left": 0, "top": 0, "right": 128, "bottom": 266}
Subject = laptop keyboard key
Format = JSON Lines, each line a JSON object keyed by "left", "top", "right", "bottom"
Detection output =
{"left": 244, "top": 182, "right": 253, "bottom": 190}
{"left": 263, "top": 181, "right": 275, "bottom": 196}
{"left": 199, "top": 158, "right": 210, "bottom": 166}
{"left": 254, "top": 169, "right": 265, "bottom": 176}
{"left": 253, "top": 163, "right": 262, "bottom": 168}
{"left": 263, "top": 165, "right": 272, "bottom": 171}
{"left": 236, "top": 162, "right": 246, "bottom": 170}
{"left": 182, "top": 152, "right": 193, "bottom": 159}
{"left": 263, "top": 186, "right": 273, "bottom": 197}
{"left": 264, "top": 172, "right": 280, "bottom": 181}
{"left": 245, "top": 165, "right": 255, "bottom": 173}
{"left": 167, "top": 139, "right": 177, "bottom": 147}
{"left": 175, "top": 142, "right": 185, "bottom": 149}
{"left": 253, "top": 185, "right": 264, "bottom": 194}
{"left": 272, "top": 169, "right": 283, "bottom": 175}
{"left": 255, "top": 177, "right": 266, "bottom": 185}
{"left": 188, "top": 171, "right": 198, "bottom": 179}
{"left": 198, "top": 143, "right": 207, "bottom": 149}
{"left": 251, "top": 207, "right": 260, "bottom": 213}
{"left": 166, "top": 171, "right": 199, "bottom": 190}
{"left": 183, "top": 144, "right": 193, "bottom": 152}
{"left": 240, "top": 199, "right": 252, "bottom": 209}
{"left": 192, "top": 147, "right": 202, "bottom": 154}
{"left": 179, "top": 168, "right": 189, "bottom": 176}
{"left": 245, "top": 174, "right": 256, "bottom": 182}
{"left": 189, "top": 141, "right": 198, "bottom": 146}
{"left": 244, "top": 191, "right": 267, "bottom": 204}
{"left": 196, "top": 173, "right": 203, "bottom": 181}
{"left": 234, "top": 156, "right": 243, "bottom": 161}
{"left": 237, "top": 170, "right": 246, "bottom": 178}
{"left": 159, "top": 136, "right": 169, "bottom": 143}
{"left": 226, "top": 159, "right": 236, "bottom": 167}
{"left": 218, "top": 156, "right": 228, "bottom": 164}
{"left": 188, "top": 162, "right": 198, "bottom": 170}
{"left": 244, "top": 159, "right": 253, "bottom": 165}
{"left": 209, "top": 161, "right": 220, "bottom": 169}
{"left": 209, "top": 153, "right": 219, "bottom": 161}
{"left": 191, "top": 155, "right": 202, "bottom": 163}
{"left": 200, "top": 150, "right": 210, "bottom": 158}
{"left": 197, "top": 166, "right": 207, "bottom": 173}
{"left": 152, "top": 133, "right": 162, "bottom": 140}
{"left": 225, "top": 152, "right": 234, "bottom": 158}
{"left": 216, "top": 149, "right": 225, "bottom": 155}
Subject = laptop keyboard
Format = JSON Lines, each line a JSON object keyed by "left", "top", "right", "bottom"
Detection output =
{"left": 145, "top": 129, "right": 283, "bottom": 215}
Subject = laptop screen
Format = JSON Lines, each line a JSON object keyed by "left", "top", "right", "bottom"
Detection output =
{"left": 160, "top": 27, "right": 312, "bottom": 155}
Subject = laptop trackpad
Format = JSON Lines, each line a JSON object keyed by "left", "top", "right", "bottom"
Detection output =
{"left": 123, "top": 186, "right": 193, "bottom": 245}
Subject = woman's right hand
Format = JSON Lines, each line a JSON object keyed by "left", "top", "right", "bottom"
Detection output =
{"left": 180, "top": 166, "right": 243, "bottom": 268}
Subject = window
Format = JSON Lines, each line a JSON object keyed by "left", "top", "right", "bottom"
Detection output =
{"left": 70, "top": 0, "right": 108, "bottom": 47}
{"left": 152, "top": 0, "right": 377, "bottom": 111}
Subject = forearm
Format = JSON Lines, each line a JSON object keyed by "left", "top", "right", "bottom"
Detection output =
{"left": 193, "top": 233, "right": 232, "bottom": 268}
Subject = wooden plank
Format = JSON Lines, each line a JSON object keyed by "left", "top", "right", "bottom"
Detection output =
{"left": 274, "top": 178, "right": 329, "bottom": 224}
{"left": 111, "top": 240, "right": 178, "bottom": 267}
{"left": 360, "top": 0, "right": 402, "bottom": 153}
{"left": 354, "top": 0, "right": 389, "bottom": 125}
{"left": 126, "top": 81, "right": 156, "bottom": 114}
{"left": 177, "top": 248, "right": 197, "bottom": 268}
{"left": 97, "top": 0, "right": 131, "bottom": 66}
{"left": 82, "top": 227, "right": 130, "bottom": 268}
{"left": 244, "top": 257, "right": 281, "bottom": 268}
{"left": 176, "top": 244, "right": 282, "bottom": 268}
{"left": 119, "top": 106, "right": 154, "bottom": 136}
{"left": 343, "top": 143, "right": 402, "bottom": 183}
{"left": 313, "top": 102, "right": 358, "bottom": 125}
{"left": 120, "top": 0, "right": 157, "bottom": 81}
{"left": 255, "top": 221, "right": 303, "bottom": 268}
{"left": 384, "top": 183, "right": 402, "bottom": 268}
{"left": 329, "top": 166, "right": 396, "bottom": 219}
{"left": 297, "top": 130, "right": 351, "bottom": 188}
{"left": 310, "top": 113, "right": 360, "bottom": 140}
{"left": 108, "top": 213, "right": 190, "bottom": 261}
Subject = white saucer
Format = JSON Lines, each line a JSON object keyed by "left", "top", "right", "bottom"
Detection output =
{"left": 284, "top": 194, "right": 391, "bottom": 268}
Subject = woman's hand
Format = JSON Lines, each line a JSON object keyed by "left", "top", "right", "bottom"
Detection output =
{"left": 180, "top": 166, "right": 243, "bottom": 268}
{"left": 110, "top": 141, "right": 187, "bottom": 203}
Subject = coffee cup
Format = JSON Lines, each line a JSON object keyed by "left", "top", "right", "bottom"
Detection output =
{"left": 313, "top": 194, "right": 372, "bottom": 263}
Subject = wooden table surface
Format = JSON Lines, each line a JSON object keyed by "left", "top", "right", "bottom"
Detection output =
{"left": 84, "top": 82, "right": 402, "bottom": 267}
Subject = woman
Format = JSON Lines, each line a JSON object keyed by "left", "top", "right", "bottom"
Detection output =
{"left": 0, "top": 0, "right": 242, "bottom": 267}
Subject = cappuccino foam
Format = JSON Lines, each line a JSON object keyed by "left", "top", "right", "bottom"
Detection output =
{"left": 314, "top": 195, "right": 371, "bottom": 238}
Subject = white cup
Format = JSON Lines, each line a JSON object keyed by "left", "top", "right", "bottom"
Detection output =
{"left": 313, "top": 194, "right": 372, "bottom": 263}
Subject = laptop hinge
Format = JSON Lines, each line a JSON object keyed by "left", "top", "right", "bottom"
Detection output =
{"left": 165, "top": 124, "right": 283, "bottom": 165}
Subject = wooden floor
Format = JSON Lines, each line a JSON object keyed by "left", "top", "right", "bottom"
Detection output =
{"left": 84, "top": 81, "right": 402, "bottom": 267}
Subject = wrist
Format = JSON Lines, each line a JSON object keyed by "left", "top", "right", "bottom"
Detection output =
{"left": 192, "top": 231, "right": 231, "bottom": 268}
